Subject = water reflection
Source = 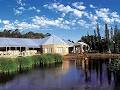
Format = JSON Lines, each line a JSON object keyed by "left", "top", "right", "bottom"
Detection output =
{"left": 1, "top": 58, "right": 120, "bottom": 90}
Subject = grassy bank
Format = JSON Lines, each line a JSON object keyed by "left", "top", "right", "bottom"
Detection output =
{"left": 0, "top": 54, "right": 63, "bottom": 74}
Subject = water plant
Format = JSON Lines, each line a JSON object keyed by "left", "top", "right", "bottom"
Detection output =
{"left": 108, "top": 59, "right": 120, "bottom": 72}
{"left": 53, "top": 54, "right": 63, "bottom": 63}
{"left": 0, "top": 54, "right": 63, "bottom": 74}
{"left": 15, "top": 56, "right": 33, "bottom": 70}
{"left": 0, "top": 58, "right": 17, "bottom": 73}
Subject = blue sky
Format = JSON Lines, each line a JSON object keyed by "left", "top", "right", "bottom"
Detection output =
{"left": 0, "top": 0, "right": 120, "bottom": 41}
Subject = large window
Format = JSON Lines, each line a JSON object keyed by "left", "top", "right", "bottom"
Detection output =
{"left": 45, "top": 48, "right": 52, "bottom": 53}
{"left": 56, "top": 47, "right": 63, "bottom": 53}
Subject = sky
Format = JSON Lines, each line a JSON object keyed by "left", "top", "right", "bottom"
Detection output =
{"left": 0, "top": 0, "right": 120, "bottom": 41}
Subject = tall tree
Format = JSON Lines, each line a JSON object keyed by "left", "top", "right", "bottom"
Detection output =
{"left": 96, "top": 23, "right": 101, "bottom": 40}
{"left": 104, "top": 23, "right": 110, "bottom": 51}
{"left": 105, "top": 23, "right": 109, "bottom": 40}
{"left": 110, "top": 27, "right": 113, "bottom": 40}
{"left": 114, "top": 25, "right": 118, "bottom": 36}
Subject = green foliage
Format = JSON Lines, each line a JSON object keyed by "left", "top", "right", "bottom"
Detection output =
{"left": 0, "top": 58, "right": 17, "bottom": 73}
{"left": 43, "top": 54, "right": 55, "bottom": 64}
{"left": 0, "top": 29, "right": 51, "bottom": 39}
{"left": 32, "top": 55, "right": 41, "bottom": 65}
{"left": 32, "top": 54, "right": 63, "bottom": 64}
{"left": 15, "top": 56, "right": 33, "bottom": 69}
{"left": 0, "top": 54, "right": 63, "bottom": 74}
{"left": 108, "top": 59, "right": 120, "bottom": 72}
{"left": 53, "top": 54, "right": 63, "bottom": 63}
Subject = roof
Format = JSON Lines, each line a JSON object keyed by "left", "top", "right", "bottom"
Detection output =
{"left": 0, "top": 35, "right": 69, "bottom": 48}
{"left": 63, "top": 40, "right": 74, "bottom": 47}
{"left": 41, "top": 35, "right": 67, "bottom": 45}
{"left": 74, "top": 42, "right": 88, "bottom": 46}
{"left": 0, "top": 38, "right": 40, "bottom": 48}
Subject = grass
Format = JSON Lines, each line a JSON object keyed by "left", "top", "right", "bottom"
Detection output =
{"left": 0, "top": 54, "right": 63, "bottom": 74}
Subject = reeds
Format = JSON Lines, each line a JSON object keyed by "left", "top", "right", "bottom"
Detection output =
{"left": 0, "top": 54, "right": 63, "bottom": 74}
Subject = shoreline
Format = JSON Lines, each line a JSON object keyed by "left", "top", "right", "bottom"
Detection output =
{"left": 64, "top": 53, "right": 120, "bottom": 60}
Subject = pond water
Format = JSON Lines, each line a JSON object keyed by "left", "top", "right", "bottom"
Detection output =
{"left": 0, "top": 59, "right": 120, "bottom": 90}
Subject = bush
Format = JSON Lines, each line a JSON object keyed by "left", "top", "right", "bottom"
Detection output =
{"left": 0, "top": 58, "right": 17, "bottom": 73}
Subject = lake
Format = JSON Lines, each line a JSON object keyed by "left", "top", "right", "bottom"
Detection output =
{"left": 0, "top": 58, "right": 120, "bottom": 90}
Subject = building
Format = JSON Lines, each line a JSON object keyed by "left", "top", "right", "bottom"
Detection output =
{"left": 0, "top": 35, "right": 89, "bottom": 57}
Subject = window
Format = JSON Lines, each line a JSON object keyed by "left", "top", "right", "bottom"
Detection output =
{"left": 56, "top": 47, "right": 63, "bottom": 53}
{"left": 45, "top": 48, "right": 52, "bottom": 53}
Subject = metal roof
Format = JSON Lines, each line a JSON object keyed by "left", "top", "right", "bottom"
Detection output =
{"left": 0, "top": 35, "right": 69, "bottom": 48}
{"left": 0, "top": 38, "right": 40, "bottom": 48}
{"left": 74, "top": 42, "right": 88, "bottom": 46}
{"left": 41, "top": 35, "right": 67, "bottom": 45}
{"left": 63, "top": 40, "right": 74, "bottom": 47}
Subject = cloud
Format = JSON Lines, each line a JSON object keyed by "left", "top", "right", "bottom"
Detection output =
{"left": 89, "top": 4, "right": 96, "bottom": 9}
{"left": 14, "top": 0, "right": 26, "bottom": 15}
{"left": 18, "top": 6, "right": 25, "bottom": 11}
{"left": 95, "top": 8, "right": 120, "bottom": 23}
{"left": 44, "top": 3, "right": 88, "bottom": 18}
{"left": 15, "top": 0, "right": 40, "bottom": 15}
{"left": 72, "top": 2, "right": 86, "bottom": 10}
{"left": 0, "top": 15, "right": 72, "bottom": 31}
{"left": 28, "top": 6, "right": 36, "bottom": 10}
{"left": 4, "top": 1, "right": 120, "bottom": 33}
{"left": 14, "top": 8, "right": 23, "bottom": 15}
{"left": 2, "top": 20, "right": 10, "bottom": 25}
{"left": 16, "top": 0, "right": 25, "bottom": 6}
{"left": 31, "top": 16, "right": 70, "bottom": 29}
{"left": 36, "top": 9, "right": 40, "bottom": 13}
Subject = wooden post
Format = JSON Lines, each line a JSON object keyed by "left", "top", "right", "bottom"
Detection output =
{"left": 6, "top": 47, "right": 7, "bottom": 52}
{"left": 9, "top": 47, "right": 11, "bottom": 51}
{"left": 20, "top": 47, "right": 21, "bottom": 52}
{"left": 73, "top": 46, "right": 76, "bottom": 53}
{"left": 15, "top": 47, "right": 17, "bottom": 50}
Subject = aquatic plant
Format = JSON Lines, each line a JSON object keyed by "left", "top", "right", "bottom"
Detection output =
{"left": 15, "top": 56, "right": 33, "bottom": 70}
{"left": 32, "top": 55, "right": 41, "bottom": 65}
{"left": 0, "top": 54, "right": 63, "bottom": 74}
{"left": 53, "top": 54, "right": 63, "bottom": 63}
{"left": 0, "top": 58, "right": 17, "bottom": 73}
{"left": 108, "top": 59, "right": 120, "bottom": 72}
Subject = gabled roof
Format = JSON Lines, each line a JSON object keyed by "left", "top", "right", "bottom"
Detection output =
{"left": 40, "top": 35, "right": 67, "bottom": 45}
{"left": 0, "top": 35, "right": 69, "bottom": 48}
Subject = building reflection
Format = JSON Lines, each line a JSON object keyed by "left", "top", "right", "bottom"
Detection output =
{"left": 76, "top": 58, "right": 91, "bottom": 83}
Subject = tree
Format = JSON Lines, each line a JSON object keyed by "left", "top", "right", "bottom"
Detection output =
{"left": 0, "top": 29, "right": 48, "bottom": 39}
{"left": 104, "top": 23, "right": 110, "bottom": 51}
{"left": 96, "top": 23, "right": 101, "bottom": 40}
{"left": 11, "top": 29, "right": 22, "bottom": 38}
